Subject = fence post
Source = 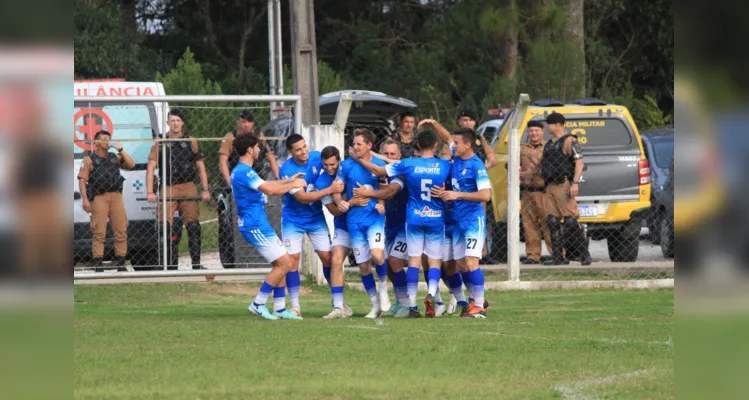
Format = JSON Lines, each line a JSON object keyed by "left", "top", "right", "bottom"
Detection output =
{"left": 507, "top": 93, "right": 530, "bottom": 282}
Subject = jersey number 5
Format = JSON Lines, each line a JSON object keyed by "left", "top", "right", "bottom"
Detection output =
{"left": 421, "top": 179, "right": 432, "bottom": 201}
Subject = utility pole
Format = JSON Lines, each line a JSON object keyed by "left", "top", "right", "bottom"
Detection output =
{"left": 289, "top": 0, "right": 320, "bottom": 126}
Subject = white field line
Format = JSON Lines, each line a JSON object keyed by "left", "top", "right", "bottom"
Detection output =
{"left": 552, "top": 369, "right": 649, "bottom": 400}
{"left": 200, "top": 218, "right": 218, "bottom": 225}
{"left": 479, "top": 332, "right": 673, "bottom": 347}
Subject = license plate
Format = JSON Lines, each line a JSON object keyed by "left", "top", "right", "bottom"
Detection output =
{"left": 578, "top": 205, "right": 598, "bottom": 217}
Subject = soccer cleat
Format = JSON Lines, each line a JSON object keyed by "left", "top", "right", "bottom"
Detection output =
{"left": 424, "top": 294, "right": 436, "bottom": 318}
{"left": 461, "top": 304, "right": 487, "bottom": 319}
{"left": 248, "top": 303, "right": 278, "bottom": 320}
{"left": 386, "top": 303, "right": 406, "bottom": 317}
{"left": 364, "top": 307, "right": 383, "bottom": 319}
{"left": 290, "top": 306, "right": 302, "bottom": 318}
{"left": 273, "top": 309, "right": 303, "bottom": 320}
{"left": 483, "top": 298, "right": 490, "bottom": 310}
{"left": 447, "top": 294, "right": 458, "bottom": 315}
{"left": 435, "top": 302, "right": 446, "bottom": 317}
{"left": 323, "top": 308, "right": 349, "bottom": 319}
{"left": 343, "top": 304, "right": 353, "bottom": 318}
{"left": 408, "top": 308, "right": 422, "bottom": 318}
{"left": 379, "top": 288, "right": 392, "bottom": 313}
{"left": 393, "top": 306, "right": 411, "bottom": 318}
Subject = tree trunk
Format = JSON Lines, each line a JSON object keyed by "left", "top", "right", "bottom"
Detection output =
{"left": 503, "top": 0, "right": 518, "bottom": 83}
{"left": 563, "top": 0, "right": 586, "bottom": 98}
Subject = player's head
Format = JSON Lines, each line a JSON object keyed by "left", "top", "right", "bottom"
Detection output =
{"left": 168, "top": 108, "right": 186, "bottom": 134}
{"left": 545, "top": 112, "right": 566, "bottom": 135}
{"left": 438, "top": 141, "right": 452, "bottom": 160}
{"left": 286, "top": 134, "right": 309, "bottom": 163}
{"left": 457, "top": 108, "right": 478, "bottom": 130}
{"left": 452, "top": 127, "right": 476, "bottom": 158}
{"left": 321, "top": 145, "right": 341, "bottom": 175}
{"left": 380, "top": 139, "right": 401, "bottom": 161}
{"left": 416, "top": 130, "right": 438, "bottom": 154}
{"left": 526, "top": 120, "right": 544, "bottom": 143}
{"left": 234, "top": 133, "right": 260, "bottom": 160}
{"left": 236, "top": 109, "right": 255, "bottom": 134}
{"left": 399, "top": 111, "right": 416, "bottom": 134}
{"left": 94, "top": 130, "right": 111, "bottom": 150}
{"left": 352, "top": 128, "right": 375, "bottom": 157}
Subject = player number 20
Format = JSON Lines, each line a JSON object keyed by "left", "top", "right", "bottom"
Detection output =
{"left": 421, "top": 179, "right": 432, "bottom": 201}
{"left": 466, "top": 238, "right": 478, "bottom": 249}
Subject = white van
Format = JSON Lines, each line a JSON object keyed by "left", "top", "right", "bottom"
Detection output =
{"left": 73, "top": 80, "right": 167, "bottom": 268}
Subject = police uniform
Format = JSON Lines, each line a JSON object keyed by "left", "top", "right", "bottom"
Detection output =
{"left": 218, "top": 127, "right": 271, "bottom": 182}
{"left": 540, "top": 113, "right": 591, "bottom": 265}
{"left": 77, "top": 134, "right": 130, "bottom": 271}
{"left": 520, "top": 140, "right": 552, "bottom": 263}
{"left": 148, "top": 129, "right": 205, "bottom": 268}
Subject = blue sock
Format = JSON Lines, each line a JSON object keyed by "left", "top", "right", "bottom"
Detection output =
{"left": 361, "top": 273, "right": 377, "bottom": 299}
{"left": 446, "top": 273, "right": 467, "bottom": 304}
{"left": 461, "top": 271, "right": 474, "bottom": 302}
{"left": 273, "top": 286, "right": 286, "bottom": 312}
{"left": 323, "top": 265, "right": 331, "bottom": 286}
{"left": 331, "top": 286, "right": 344, "bottom": 310}
{"left": 375, "top": 262, "right": 388, "bottom": 284}
{"left": 286, "top": 270, "right": 301, "bottom": 309}
{"left": 253, "top": 281, "right": 273, "bottom": 306}
{"left": 394, "top": 269, "right": 408, "bottom": 305}
{"left": 427, "top": 268, "right": 441, "bottom": 296}
{"left": 470, "top": 268, "right": 486, "bottom": 307}
{"left": 407, "top": 266, "right": 420, "bottom": 309}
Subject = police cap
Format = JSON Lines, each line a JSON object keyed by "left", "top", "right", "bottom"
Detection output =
{"left": 237, "top": 108, "right": 254, "bottom": 122}
{"left": 545, "top": 112, "right": 565, "bottom": 125}
{"left": 527, "top": 120, "right": 544, "bottom": 129}
{"left": 169, "top": 108, "right": 186, "bottom": 122}
{"left": 457, "top": 108, "right": 478, "bottom": 122}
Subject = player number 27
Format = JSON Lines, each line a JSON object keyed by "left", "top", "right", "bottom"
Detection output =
{"left": 420, "top": 179, "right": 432, "bottom": 201}
{"left": 466, "top": 238, "right": 478, "bottom": 249}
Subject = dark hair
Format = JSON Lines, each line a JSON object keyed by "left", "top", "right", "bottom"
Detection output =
{"left": 546, "top": 112, "right": 566, "bottom": 125}
{"left": 399, "top": 111, "right": 416, "bottom": 121}
{"left": 353, "top": 128, "right": 376, "bottom": 145}
{"left": 169, "top": 108, "right": 186, "bottom": 122}
{"left": 452, "top": 127, "right": 476, "bottom": 145}
{"left": 527, "top": 120, "right": 544, "bottom": 129}
{"left": 237, "top": 108, "right": 254, "bottom": 122}
{"left": 233, "top": 133, "right": 259, "bottom": 156}
{"left": 285, "top": 134, "right": 305, "bottom": 150}
{"left": 94, "top": 130, "right": 111, "bottom": 140}
{"left": 416, "top": 130, "right": 438, "bottom": 151}
{"left": 321, "top": 146, "right": 341, "bottom": 161}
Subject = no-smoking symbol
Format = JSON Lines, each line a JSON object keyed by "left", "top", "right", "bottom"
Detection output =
{"left": 74, "top": 108, "right": 114, "bottom": 151}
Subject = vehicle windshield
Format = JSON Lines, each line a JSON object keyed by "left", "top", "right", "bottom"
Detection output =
{"left": 653, "top": 139, "right": 674, "bottom": 168}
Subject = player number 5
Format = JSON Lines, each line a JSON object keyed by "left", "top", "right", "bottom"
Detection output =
{"left": 421, "top": 179, "right": 432, "bottom": 201}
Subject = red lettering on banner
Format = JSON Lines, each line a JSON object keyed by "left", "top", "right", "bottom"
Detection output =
{"left": 124, "top": 87, "right": 135, "bottom": 96}
{"left": 110, "top": 87, "right": 122, "bottom": 96}
{"left": 143, "top": 87, "right": 154, "bottom": 96}
{"left": 96, "top": 86, "right": 107, "bottom": 96}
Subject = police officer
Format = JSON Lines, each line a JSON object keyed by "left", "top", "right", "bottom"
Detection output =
{"left": 218, "top": 108, "right": 280, "bottom": 188}
{"left": 540, "top": 112, "right": 592, "bottom": 265}
{"left": 519, "top": 120, "right": 553, "bottom": 264}
{"left": 146, "top": 109, "right": 211, "bottom": 270}
{"left": 77, "top": 130, "right": 135, "bottom": 272}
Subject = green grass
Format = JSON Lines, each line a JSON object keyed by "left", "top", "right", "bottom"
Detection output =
{"left": 74, "top": 284, "right": 674, "bottom": 399}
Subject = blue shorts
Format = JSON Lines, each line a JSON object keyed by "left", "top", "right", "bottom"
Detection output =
{"left": 348, "top": 217, "right": 385, "bottom": 264}
{"left": 282, "top": 217, "right": 331, "bottom": 254}
{"left": 241, "top": 224, "right": 287, "bottom": 263}
{"left": 406, "top": 223, "right": 444, "bottom": 259}
{"left": 385, "top": 227, "right": 407, "bottom": 261}
{"left": 453, "top": 216, "right": 486, "bottom": 259}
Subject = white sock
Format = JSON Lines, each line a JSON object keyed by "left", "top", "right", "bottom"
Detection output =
{"left": 452, "top": 286, "right": 466, "bottom": 303}
{"left": 427, "top": 280, "right": 439, "bottom": 297}
{"left": 369, "top": 294, "right": 379, "bottom": 309}
{"left": 435, "top": 289, "right": 443, "bottom": 304}
{"left": 274, "top": 295, "right": 286, "bottom": 312}
{"left": 409, "top": 294, "right": 417, "bottom": 308}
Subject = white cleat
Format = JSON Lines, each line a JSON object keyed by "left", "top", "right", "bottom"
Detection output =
{"left": 435, "top": 303, "right": 447, "bottom": 317}
{"left": 447, "top": 294, "right": 458, "bottom": 315}
{"left": 290, "top": 306, "right": 302, "bottom": 318}
{"left": 379, "top": 287, "right": 391, "bottom": 313}
{"left": 343, "top": 304, "right": 353, "bottom": 318}
{"left": 364, "top": 307, "right": 383, "bottom": 319}
{"left": 393, "top": 306, "right": 411, "bottom": 318}
{"left": 323, "top": 308, "right": 349, "bottom": 319}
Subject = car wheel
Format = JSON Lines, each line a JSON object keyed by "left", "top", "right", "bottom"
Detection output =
{"left": 217, "top": 196, "right": 236, "bottom": 268}
{"left": 607, "top": 218, "right": 640, "bottom": 262}
{"left": 660, "top": 216, "right": 674, "bottom": 258}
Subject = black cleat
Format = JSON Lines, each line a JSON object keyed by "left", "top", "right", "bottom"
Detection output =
{"left": 408, "top": 308, "right": 422, "bottom": 318}
{"left": 521, "top": 258, "right": 540, "bottom": 265}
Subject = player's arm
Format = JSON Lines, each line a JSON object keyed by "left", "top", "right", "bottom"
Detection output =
{"left": 431, "top": 185, "right": 491, "bottom": 202}
{"left": 257, "top": 178, "right": 306, "bottom": 195}
{"left": 352, "top": 180, "right": 402, "bottom": 200}
{"left": 324, "top": 202, "right": 346, "bottom": 216}
{"left": 375, "top": 198, "right": 385, "bottom": 214}
{"left": 418, "top": 118, "right": 452, "bottom": 143}
{"left": 292, "top": 180, "right": 344, "bottom": 204}
{"left": 218, "top": 133, "right": 233, "bottom": 186}
{"left": 481, "top": 136, "right": 497, "bottom": 169}
{"left": 354, "top": 155, "right": 388, "bottom": 177}
{"left": 145, "top": 142, "right": 159, "bottom": 201}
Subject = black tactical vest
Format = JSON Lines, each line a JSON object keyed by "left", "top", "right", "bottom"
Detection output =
{"left": 89, "top": 152, "right": 124, "bottom": 195}
{"left": 541, "top": 134, "right": 576, "bottom": 185}
{"left": 158, "top": 136, "right": 197, "bottom": 185}
{"left": 228, "top": 129, "right": 267, "bottom": 178}
{"left": 227, "top": 130, "right": 241, "bottom": 173}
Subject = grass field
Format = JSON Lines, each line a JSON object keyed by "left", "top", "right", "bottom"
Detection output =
{"left": 74, "top": 283, "right": 674, "bottom": 399}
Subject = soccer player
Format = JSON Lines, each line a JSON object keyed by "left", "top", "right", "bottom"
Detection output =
{"left": 351, "top": 139, "right": 410, "bottom": 317}
{"left": 278, "top": 134, "right": 343, "bottom": 318}
{"left": 230, "top": 134, "right": 307, "bottom": 321}
{"left": 313, "top": 146, "right": 366, "bottom": 319}
{"left": 333, "top": 128, "right": 391, "bottom": 318}
{"left": 431, "top": 127, "right": 491, "bottom": 318}
{"left": 352, "top": 131, "right": 451, "bottom": 318}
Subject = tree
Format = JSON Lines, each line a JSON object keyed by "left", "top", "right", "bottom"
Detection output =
{"left": 156, "top": 48, "right": 222, "bottom": 95}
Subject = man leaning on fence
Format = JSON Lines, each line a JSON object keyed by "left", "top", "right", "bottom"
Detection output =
{"left": 540, "top": 112, "right": 592, "bottom": 266}
{"left": 519, "top": 120, "right": 553, "bottom": 264}
{"left": 146, "top": 108, "right": 211, "bottom": 270}
{"left": 218, "top": 108, "right": 280, "bottom": 190}
{"left": 77, "top": 130, "right": 134, "bottom": 272}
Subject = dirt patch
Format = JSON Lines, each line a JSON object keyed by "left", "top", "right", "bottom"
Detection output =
{"left": 523, "top": 307, "right": 605, "bottom": 312}
{"left": 627, "top": 315, "right": 672, "bottom": 321}
{"left": 213, "top": 284, "right": 261, "bottom": 296}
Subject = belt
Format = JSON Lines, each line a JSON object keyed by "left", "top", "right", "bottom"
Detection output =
{"left": 520, "top": 186, "right": 545, "bottom": 193}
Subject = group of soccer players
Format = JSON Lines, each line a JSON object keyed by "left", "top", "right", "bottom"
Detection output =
{"left": 230, "top": 124, "right": 492, "bottom": 321}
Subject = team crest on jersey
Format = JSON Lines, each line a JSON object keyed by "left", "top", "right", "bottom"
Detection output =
{"left": 354, "top": 248, "right": 360, "bottom": 256}
{"left": 461, "top": 168, "right": 467, "bottom": 175}
{"left": 285, "top": 239, "right": 291, "bottom": 247}
{"left": 312, "top": 166, "right": 317, "bottom": 174}
{"left": 478, "top": 169, "right": 488, "bottom": 176}
{"left": 237, "top": 217, "right": 244, "bottom": 227}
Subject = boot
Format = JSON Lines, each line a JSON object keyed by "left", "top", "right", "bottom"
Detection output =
{"left": 162, "top": 223, "right": 179, "bottom": 270}
{"left": 186, "top": 222, "right": 206, "bottom": 270}
{"left": 114, "top": 256, "right": 127, "bottom": 272}
{"left": 564, "top": 218, "right": 592, "bottom": 266}
{"left": 543, "top": 217, "right": 569, "bottom": 265}
{"left": 93, "top": 257, "right": 104, "bottom": 272}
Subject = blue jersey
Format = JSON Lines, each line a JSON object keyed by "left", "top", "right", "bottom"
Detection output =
{"left": 385, "top": 177, "right": 408, "bottom": 231}
{"left": 385, "top": 157, "right": 452, "bottom": 227}
{"left": 338, "top": 156, "right": 387, "bottom": 224}
{"left": 279, "top": 151, "right": 324, "bottom": 224}
{"left": 230, "top": 162, "right": 269, "bottom": 231}
{"left": 314, "top": 169, "right": 346, "bottom": 231}
{"left": 450, "top": 155, "right": 491, "bottom": 221}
